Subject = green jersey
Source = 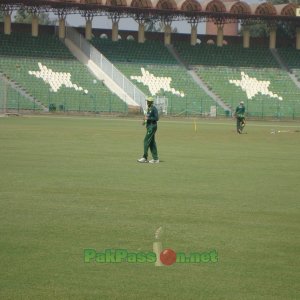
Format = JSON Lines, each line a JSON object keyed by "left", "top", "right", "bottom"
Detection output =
{"left": 235, "top": 104, "right": 245, "bottom": 118}
{"left": 146, "top": 105, "right": 159, "bottom": 127}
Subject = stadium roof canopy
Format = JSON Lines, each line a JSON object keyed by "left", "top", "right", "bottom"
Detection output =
{"left": 0, "top": 0, "right": 299, "bottom": 23}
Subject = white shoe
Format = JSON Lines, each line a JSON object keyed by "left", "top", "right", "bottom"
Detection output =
{"left": 149, "top": 159, "right": 159, "bottom": 164}
{"left": 137, "top": 157, "right": 148, "bottom": 163}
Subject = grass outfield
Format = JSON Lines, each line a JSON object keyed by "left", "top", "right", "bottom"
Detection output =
{"left": 0, "top": 115, "right": 299, "bottom": 300}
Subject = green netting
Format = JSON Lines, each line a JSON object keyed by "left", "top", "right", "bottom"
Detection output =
{"left": 0, "top": 76, "right": 44, "bottom": 112}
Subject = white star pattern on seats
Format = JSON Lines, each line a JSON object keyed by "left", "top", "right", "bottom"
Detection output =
{"left": 131, "top": 68, "right": 184, "bottom": 97}
{"left": 28, "top": 62, "right": 88, "bottom": 94}
{"left": 229, "top": 72, "right": 283, "bottom": 101}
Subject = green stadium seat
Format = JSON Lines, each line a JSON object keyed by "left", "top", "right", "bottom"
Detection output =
{"left": 0, "top": 32, "right": 125, "bottom": 113}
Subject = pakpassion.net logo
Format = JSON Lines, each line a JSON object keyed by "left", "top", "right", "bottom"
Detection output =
{"left": 84, "top": 248, "right": 218, "bottom": 266}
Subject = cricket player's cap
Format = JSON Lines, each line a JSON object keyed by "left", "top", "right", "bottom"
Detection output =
{"left": 240, "top": 101, "right": 244, "bottom": 104}
{"left": 147, "top": 97, "right": 154, "bottom": 102}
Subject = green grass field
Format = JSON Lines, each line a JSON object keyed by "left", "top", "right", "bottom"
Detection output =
{"left": 0, "top": 115, "right": 299, "bottom": 300}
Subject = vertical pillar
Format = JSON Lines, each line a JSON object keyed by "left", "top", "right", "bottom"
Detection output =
{"left": 109, "top": 13, "right": 120, "bottom": 42}
{"left": 138, "top": 23, "right": 145, "bottom": 43}
{"left": 269, "top": 27, "right": 276, "bottom": 49}
{"left": 190, "top": 25, "right": 197, "bottom": 46}
{"left": 59, "top": 18, "right": 66, "bottom": 39}
{"left": 296, "top": 27, "right": 300, "bottom": 50}
{"left": 189, "top": 17, "right": 199, "bottom": 46}
{"left": 112, "top": 22, "right": 119, "bottom": 41}
{"left": 164, "top": 24, "right": 172, "bottom": 45}
{"left": 216, "top": 25, "right": 224, "bottom": 47}
{"left": 242, "top": 26, "right": 250, "bottom": 48}
{"left": 32, "top": 15, "right": 39, "bottom": 37}
{"left": 85, "top": 19, "right": 93, "bottom": 40}
{"left": 4, "top": 14, "right": 11, "bottom": 35}
{"left": 56, "top": 9, "right": 67, "bottom": 39}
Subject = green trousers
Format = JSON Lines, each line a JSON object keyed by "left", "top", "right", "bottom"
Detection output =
{"left": 143, "top": 125, "right": 158, "bottom": 160}
{"left": 236, "top": 117, "right": 245, "bottom": 133}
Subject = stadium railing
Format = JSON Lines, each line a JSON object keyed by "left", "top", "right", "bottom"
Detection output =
{"left": 65, "top": 26, "right": 146, "bottom": 110}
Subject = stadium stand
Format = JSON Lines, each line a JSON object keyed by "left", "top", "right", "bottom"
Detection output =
{"left": 173, "top": 42, "right": 279, "bottom": 68}
{"left": 91, "top": 39, "right": 177, "bottom": 65}
{"left": 277, "top": 47, "right": 300, "bottom": 79}
{"left": 90, "top": 38, "right": 220, "bottom": 116}
{"left": 173, "top": 42, "right": 300, "bottom": 118}
{"left": 0, "top": 75, "right": 40, "bottom": 111}
{"left": 1, "top": 27, "right": 300, "bottom": 118}
{"left": 0, "top": 32, "right": 126, "bottom": 113}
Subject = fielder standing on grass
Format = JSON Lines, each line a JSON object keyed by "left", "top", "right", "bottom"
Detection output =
{"left": 137, "top": 97, "right": 159, "bottom": 163}
{"left": 234, "top": 101, "right": 246, "bottom": 134}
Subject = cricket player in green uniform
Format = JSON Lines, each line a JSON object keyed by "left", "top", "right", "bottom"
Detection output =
{"left": 137, "top": 97, "right": 159, "bottom": 163}
{"left": 234, "top": 101, "right": 246, "bottom": 134}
